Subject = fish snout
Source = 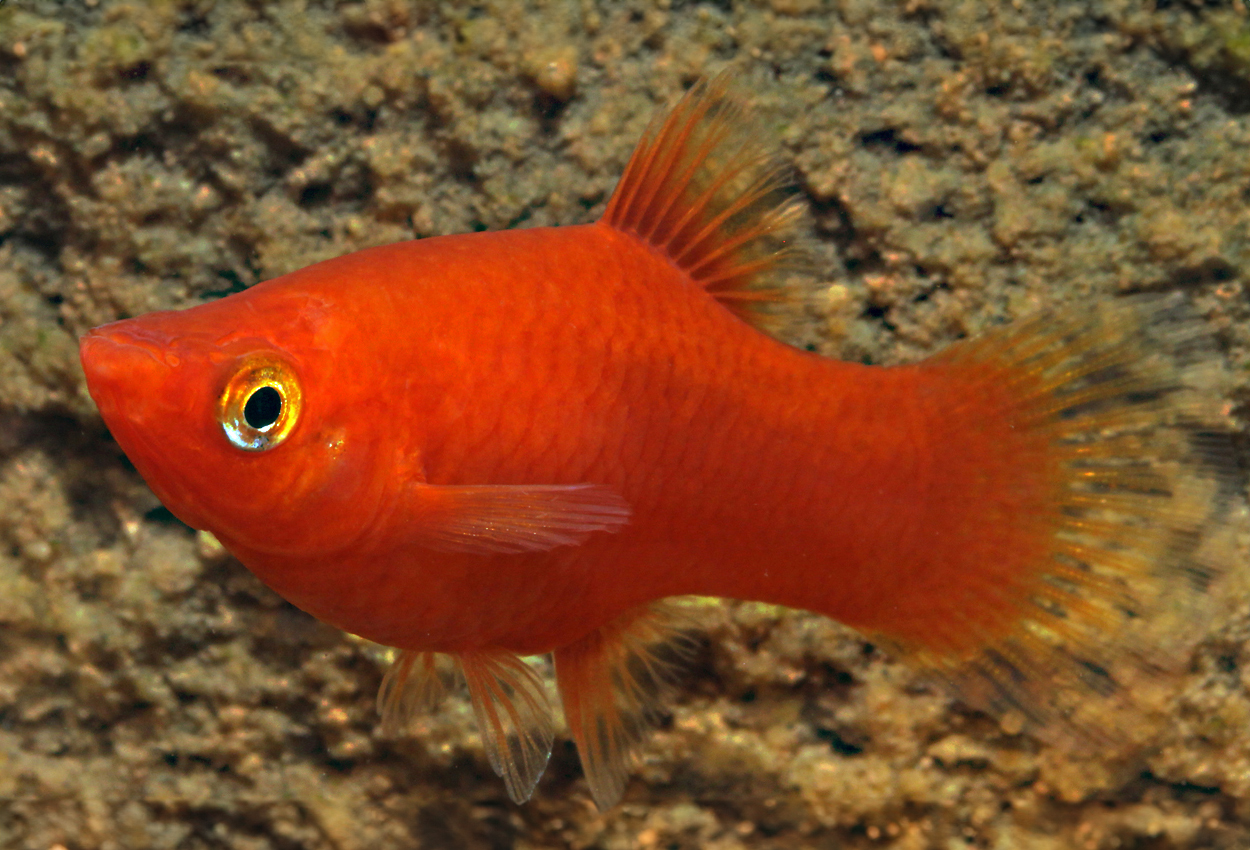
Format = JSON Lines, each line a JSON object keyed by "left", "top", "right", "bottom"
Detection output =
{"left": 79, "top": 327, "right": 178, "bottom": 424}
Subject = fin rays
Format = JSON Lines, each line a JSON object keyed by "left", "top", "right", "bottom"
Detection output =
{"left": 378, "top": 649, "right": 554, "bottom": 804}
{"left": 377, "top": 650, "right": 444, "bottom": 736}
{"left": 461, "top": 651, "right": 555, "bottom": 804}
{"left": 555, "top": 601, "right": 699, "bottom": 809}
{"left": 601, "top": 73, "right": 810, "bottom": 327}
{"left": 410, "top": 482, "right": 631, "bottom": 555}
{"left": 377, "top": 603, "right": 698, "bottom": 809}
{"left": 902, "top": 294, "right": 1242, "bottom": 740}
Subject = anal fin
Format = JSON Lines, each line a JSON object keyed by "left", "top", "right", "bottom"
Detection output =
{"left": 377, "top": 648, "right": 555, "bottom": 804}
{"left": 554, "top": 600, "right": 699, "bottom": 809}
{"left": 461, "top": 650, "right": 555, "bottom": 804}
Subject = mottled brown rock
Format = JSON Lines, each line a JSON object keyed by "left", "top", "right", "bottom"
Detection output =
{"left": 3, "top": 1, "right": 1250, "bottom": 848}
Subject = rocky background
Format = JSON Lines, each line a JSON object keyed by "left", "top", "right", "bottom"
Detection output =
{"left": 5, "top": 1, "right": 1250, "bottom": 848}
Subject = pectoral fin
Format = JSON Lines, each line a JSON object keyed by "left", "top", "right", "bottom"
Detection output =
{"left": 554, "top": 601, "right": 700, "bottom": 809}
{"left": 411, "top": 482, "right": 631, "bottom": 555}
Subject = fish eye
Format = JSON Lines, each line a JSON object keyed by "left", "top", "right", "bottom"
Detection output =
{"left": 218, "top": 356, "right": 303, "bottom": 452}
{"left": 244, "top": 386, "right": 282, "bottom": 430}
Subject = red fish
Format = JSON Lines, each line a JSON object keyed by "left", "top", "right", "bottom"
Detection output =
{"left": 79, "top": 75, "right": 1238, "bottom": 807}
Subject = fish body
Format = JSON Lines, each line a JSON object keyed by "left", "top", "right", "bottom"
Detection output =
{"left": 85, "top": 221, "right": 1051, "bottom": 655}
{"left": 80, "top": 76, "right": 1238, "bottom": 807}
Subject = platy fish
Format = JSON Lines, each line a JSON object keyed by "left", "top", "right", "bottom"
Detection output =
{"left": 79, "top": 75, "right": 1240, "bottom": 807}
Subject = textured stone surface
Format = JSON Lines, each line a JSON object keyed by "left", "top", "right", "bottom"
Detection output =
{"left": 4, "top": 1, "right": 1250, "bottom": 847}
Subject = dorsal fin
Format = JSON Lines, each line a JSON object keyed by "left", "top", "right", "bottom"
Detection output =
{"left": 601, "top": 73, "right": 809, "bottom": 326}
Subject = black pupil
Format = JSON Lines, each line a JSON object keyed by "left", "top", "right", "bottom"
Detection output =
{"left": 243, "top": 386, "right": 283, "bottom": 430}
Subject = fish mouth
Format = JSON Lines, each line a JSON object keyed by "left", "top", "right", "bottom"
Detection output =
{"left": 79, "top": 324, "right": 178, "bottom": 432}
{"left": 79, "top": 323, "right": 203, "bottom": 524}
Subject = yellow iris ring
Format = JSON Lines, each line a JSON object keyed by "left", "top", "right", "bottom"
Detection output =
{"left": 217, "top": 356, "right": 303, "bottom": 452}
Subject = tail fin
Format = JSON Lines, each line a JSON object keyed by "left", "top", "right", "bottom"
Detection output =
{"left": 886, "top": 294, "right": 1244, "bottom": 739}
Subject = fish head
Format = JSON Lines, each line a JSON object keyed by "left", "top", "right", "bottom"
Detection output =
{"left": 79, "top": 288, "right": 400, "bottom": 557}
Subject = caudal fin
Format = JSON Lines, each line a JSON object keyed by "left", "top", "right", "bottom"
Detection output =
{"left": 881, "top": 294, "right": 1244, "bottom": 738}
